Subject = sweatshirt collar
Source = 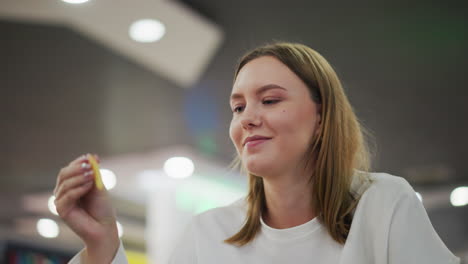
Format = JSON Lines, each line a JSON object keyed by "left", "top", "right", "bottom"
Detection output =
{"left": 260, "top": 215, "right": 322, "bottom": 241}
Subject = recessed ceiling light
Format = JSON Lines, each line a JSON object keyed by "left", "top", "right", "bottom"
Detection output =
{"left": 129, "top": 19, "right": 166, "bottom": 43}
{"left": 37, "top": 218, "right": 59, "bottom": 238}
{"left": 101, "top": 169, "right": 117, "bottom": 190}
{"left": 61, "top": 0, "right": 91, "bottom": 4}
{"left": 164, "top": 157, "right": 194, "bottom": 179}
{"left": 450, "top": 186, "right": 468, "bottom": 207}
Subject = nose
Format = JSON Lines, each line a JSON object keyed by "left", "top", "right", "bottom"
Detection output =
{"left": 240, "top": 106, "right": 262, "bottom": 129}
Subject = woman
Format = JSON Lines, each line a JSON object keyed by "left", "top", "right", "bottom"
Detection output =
{"left": 55, "top": 42, "right": 460, "bottom": 263}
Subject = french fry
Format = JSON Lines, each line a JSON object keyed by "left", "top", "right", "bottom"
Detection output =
{"left": 88, "top": 154, "right": 104, "bottom": 190}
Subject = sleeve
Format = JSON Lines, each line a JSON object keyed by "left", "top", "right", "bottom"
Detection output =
{"left": 387, "top": 180, "right": 460, "bottom": 264}
{"left": 168, "top": 220, "right": 198, "bottom": 264}
{"left": 68, "top": 241, "right": 128, "bottom": 264}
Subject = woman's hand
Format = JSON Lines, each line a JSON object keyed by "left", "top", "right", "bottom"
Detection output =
{"left": 54, "top": 154, "right": 119, "bottom": 263}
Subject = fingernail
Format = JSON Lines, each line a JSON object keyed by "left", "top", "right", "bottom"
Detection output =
{"left": 81, "top": 162, "right": 91, "bottom": 170}
{"left": 84, "top": 170, "right": 94, "bottom": 177}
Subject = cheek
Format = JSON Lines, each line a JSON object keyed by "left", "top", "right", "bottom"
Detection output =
{"left": 296, "top": 110, "right": 320, "bottom": 141}
{"left": 273, "top": 108, "right": 317, "bottom": 140}
{"left": 269, "top": 109, "right": 295, "bottom": 131}
{"left": 229, "top": 120, "right": 241, "bottom": 149}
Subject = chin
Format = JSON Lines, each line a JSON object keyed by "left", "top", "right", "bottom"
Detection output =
{"left": 243, "top": 157, "right": 274, "bottom": 177}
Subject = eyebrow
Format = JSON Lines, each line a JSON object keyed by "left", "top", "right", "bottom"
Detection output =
{"left": 230, "top": 84, "right": 287, "bottom": 101}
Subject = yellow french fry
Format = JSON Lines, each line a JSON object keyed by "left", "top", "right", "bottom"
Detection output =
{"left": 88, "top": 154, "right": 104, "bottom": 190}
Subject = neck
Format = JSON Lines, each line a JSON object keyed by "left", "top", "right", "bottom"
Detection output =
{"left": 261, "top": 170, "right": 316, "bottom": 229}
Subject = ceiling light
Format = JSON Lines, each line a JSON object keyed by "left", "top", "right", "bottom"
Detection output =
{"left": 450, "top": 186, "right": 468, "bottom": 207}
{"left": 164, "top": 157, "right": 194, "bottom": 179}
{"left": 61, "top": 0, "right": 90, "bottom": 4}
{"left": 101, "top": 169, "right": 117, "bottom": 190}
{"left": 37, "top": 218, "right": 59, "bottom": 238}
{"left": 48, "top": 195, "right": 58, "bottom": 215}
{"left": 129, "top": 19, "right": 166, "bottom": 43}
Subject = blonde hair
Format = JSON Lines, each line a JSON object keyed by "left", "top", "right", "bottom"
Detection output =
{"left": 225, "top": 42, "right": 373, "bottom": 246}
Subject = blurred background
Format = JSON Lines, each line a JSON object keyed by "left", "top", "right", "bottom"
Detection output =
{"left": 1, "top": 0, "right": 467, "bottom": 263}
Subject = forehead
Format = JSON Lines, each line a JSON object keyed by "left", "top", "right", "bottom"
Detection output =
{"left": 231, "top": 56, "right": 305, "bottom": 97}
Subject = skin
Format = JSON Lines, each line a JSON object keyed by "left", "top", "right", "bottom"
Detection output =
{"left": 54, "top": 154, "right": 119, "bottom": 263}
{"left": 229, "top": 56, "right": 322, "bottom": 228}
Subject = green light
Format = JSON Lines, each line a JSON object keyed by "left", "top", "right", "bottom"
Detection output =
{"left": 194, "top": 198, "right": 218, "bottom": 214}
{"left": 175, "top": 175, "right": 246, "bottom": 213}
{"left": 197, "top": 133, "right": 217, "bottom": 156}
{"left": 175, "top": 189, "right": 195, "bottom": 211}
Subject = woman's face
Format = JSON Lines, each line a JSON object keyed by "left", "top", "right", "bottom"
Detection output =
{"left": 229, "top": 56, "right": 321, "bottom": 178}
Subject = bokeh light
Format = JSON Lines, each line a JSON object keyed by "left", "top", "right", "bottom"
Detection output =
{"left": 129, "top": 19, "right": 166, "bottom": 43}
{"left": 101, "top": 169, "right": 117, "bottom": 190}
{"left": 450, "top": 186, "right": 468, "bottom": 207}
{"left": 48, "top": 195, "right": 58, "bottom": 215}
{"left": 37, "top": 218, "right": 59, "bottom": 238}
{"left": 163, "top": 157, "right": 194, "bottom": 179}
{"left": 61, "top": 0, "right": 90, "bottom": 4}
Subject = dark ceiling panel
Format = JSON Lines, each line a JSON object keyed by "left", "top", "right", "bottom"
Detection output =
{"left": 178, "top": 0, "right": 468, "bottom": 185}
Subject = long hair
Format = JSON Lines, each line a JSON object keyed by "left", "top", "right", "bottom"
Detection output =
{"left": 224, "top": 42, "right": 373, "bottom": 246}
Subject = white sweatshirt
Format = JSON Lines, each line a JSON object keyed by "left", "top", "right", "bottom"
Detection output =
{"left": 69, "top": 172, "right": 460, "bottom": 264}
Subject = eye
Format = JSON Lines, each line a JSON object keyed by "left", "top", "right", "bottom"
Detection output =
{"left": 233, "top": 105, "right": 245, "bottom": 113}
{"left": 232, "top": 99, "right": 280, "bottom": 113}
{"left": 263, "top": 99, "right": 280, "bottom": 105}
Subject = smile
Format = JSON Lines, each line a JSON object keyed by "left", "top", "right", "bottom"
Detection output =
{"left": 245, "top": 138, "right": 270, "bottom": 148}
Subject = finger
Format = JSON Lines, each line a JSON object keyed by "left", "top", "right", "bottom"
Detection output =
{"left": 55, "top": 182, "right": 94, "bottom": 218}
{"left": 92, "top": 153, "right": 100, "bottom": 163}
{"left": 57, "top": 158, "right": 92, "bottom": 187}
{"left": 55, "top": 170, "right": 94, "bottom": 200}
{"left": 85, "top": 153, "right": 101, "bottom": 165}
{"left": 54, "top": 154, "right": 89, "bottom": 199}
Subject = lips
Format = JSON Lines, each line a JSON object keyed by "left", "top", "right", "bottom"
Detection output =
{"left": 243, "top": 135, "right": 272, "bottom": 146}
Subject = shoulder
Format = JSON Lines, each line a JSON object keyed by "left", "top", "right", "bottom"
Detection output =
{"left": 351, "top": 171, "right": 419, "bottom": 223}
{"left": 350, "top": 172, "right": 417, "bottom": 231}
{"left": 355, "top": 171, "right": 415, "bottom": 200}
{"left": 346, "top": 172, "right": 460, "bottom": 263}
{"left": 368, "top": 172, "right": 415, "bottom": 196}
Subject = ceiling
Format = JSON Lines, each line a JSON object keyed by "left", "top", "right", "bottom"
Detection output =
{"left": 0, "top": 0, "right": 223, "bottom": 88}
{"left": 1, "top": 0, "right": 467, "bottom": 260}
